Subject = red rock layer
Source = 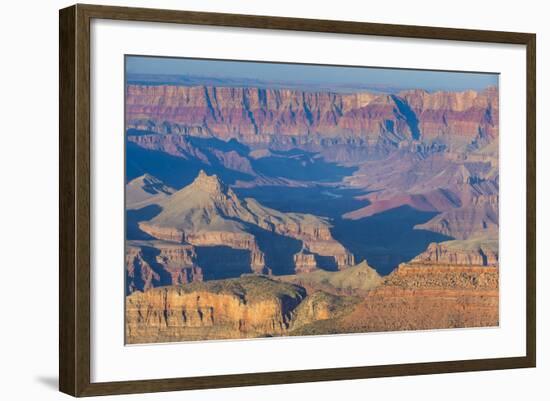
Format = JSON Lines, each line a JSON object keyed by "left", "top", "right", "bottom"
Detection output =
{"left": 401, "top": 87, "right": 499, "bottom": 142}
{"left": 126, "top": 85, "right": 498, "bottom": 146}
{"left": 341, "top": 263, "right": 499, "bottom": 332}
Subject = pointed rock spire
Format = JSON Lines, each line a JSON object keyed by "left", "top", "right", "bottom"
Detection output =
{"left": 191, "top": 170, "right": 228, "bottom": 194}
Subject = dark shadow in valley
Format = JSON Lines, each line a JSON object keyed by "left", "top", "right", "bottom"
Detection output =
{"left": 331, "top": 205, "right": 453, "bottom": 275}
{"left": 246, "top": 225, "right": 302, "bottom": 276}
{"left": 126, "top": 141, "right": 253, "bottom": 189}
{"left": 251, "top": 149, "right": 357, "bottom": 182}
{"left": 235, "top": 186, "right": 370, "bottom": 218}
{"left": 188, "top": 136, "right": 250, "bottom": 156}
{"left": 126, "top": 204, "right": 162, "bottom": 240}
{"left": 126, "top": 141, "right": 206, "bottom": 188}
{"left": 391, "top": 95, "right": 421, "bottom": 141}
{"left": 125, "top": 256, "right": 146, "bottom": 296}
{"left": 195, "top": 246, "right": 253, "bottom": 280}
{"left": 314, "top": 255, "right": 339, "bottom": 272}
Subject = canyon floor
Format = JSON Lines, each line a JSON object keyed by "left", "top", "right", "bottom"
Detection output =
{"left": 124, "top": 79, "right": 499, "bottom": 344}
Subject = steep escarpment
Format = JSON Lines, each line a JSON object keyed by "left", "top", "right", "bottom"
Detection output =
{"left": 410, "top": 239, "right": 498, "bottom": 266}
{"left": 125, "top": 276, "right": 307, "bottom": 343}
{"left": 126, "top": 84, "right": 498, "bottom": 151}
{"left": 400, "top": 87, "right": 498, "bottom": 144}
{"left": 126, "top": 240, "right": 203, "bottom": 294}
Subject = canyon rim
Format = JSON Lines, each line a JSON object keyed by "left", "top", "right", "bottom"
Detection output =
{"left": 124, "top": 56, "right": 499, "bottom": 344}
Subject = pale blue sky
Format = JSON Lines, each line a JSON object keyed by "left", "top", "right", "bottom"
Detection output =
{"left": 126, "top": 55, "right": 498, "bottom": 92}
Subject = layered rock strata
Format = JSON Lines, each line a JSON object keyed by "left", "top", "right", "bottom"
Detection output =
{"left": 126, "top": 85, "right": 498, "bottom": 150}
{"left": 410, "top": 241, "right": 498, "bottom": 266}
{"left": 126, "top": 276, "right": 306, "bottom": 343}
{"left": 126, "top": 260, "right": 499, "bottom": 343}
{"left": 338, "top": 263, "right": 499, "bottom": 333}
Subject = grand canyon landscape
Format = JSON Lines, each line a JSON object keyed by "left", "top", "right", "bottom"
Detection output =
{"left": 124, "top": 57, "right": 499, "bottom": 344}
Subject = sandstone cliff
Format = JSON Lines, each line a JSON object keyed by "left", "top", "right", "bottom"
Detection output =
{"left": 126, "top": 275, "right": 306, "bottom": 343}
{"left": 409, "top": 240, "right": 498, "bottom": 266}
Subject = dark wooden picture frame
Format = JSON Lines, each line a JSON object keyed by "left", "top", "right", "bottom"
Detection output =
{"left": 59, "top": 3, "right": 536, "bottom": 397}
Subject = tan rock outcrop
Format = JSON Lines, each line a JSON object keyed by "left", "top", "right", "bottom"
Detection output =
{"left": 293, "top": 249, "right": 318, "bottom": 273}
{"left": 125, "top": 276, "right": 306, "bottom": 343}
{"left": 410, "top": 241, "right": 498, "bottom": 266}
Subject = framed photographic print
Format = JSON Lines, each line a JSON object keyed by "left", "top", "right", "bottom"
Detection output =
{"left": 59, "top": 4, "right": 536, "bottom": 397}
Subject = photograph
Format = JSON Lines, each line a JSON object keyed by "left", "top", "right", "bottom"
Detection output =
{"left": 124, "top": 56, "right": 500, "bottom": 344}
{"left": 0, "top": 0, "right": 541, "bottom": 398}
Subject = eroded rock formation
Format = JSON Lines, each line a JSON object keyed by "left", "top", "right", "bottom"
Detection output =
{"left": 138, "top": 170, "right": 354, "bottom": 273}
{"left": 126, "top": 241, "right": 203, "bottom": 294}
{"left": 293, "top": 249, "right": 318, "bottom": 274}
{"left": 126, "top": 276, "right": 306, "bottom": 343}
{"left": 410, "top": 241, "right": 498, "bottom": 266}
